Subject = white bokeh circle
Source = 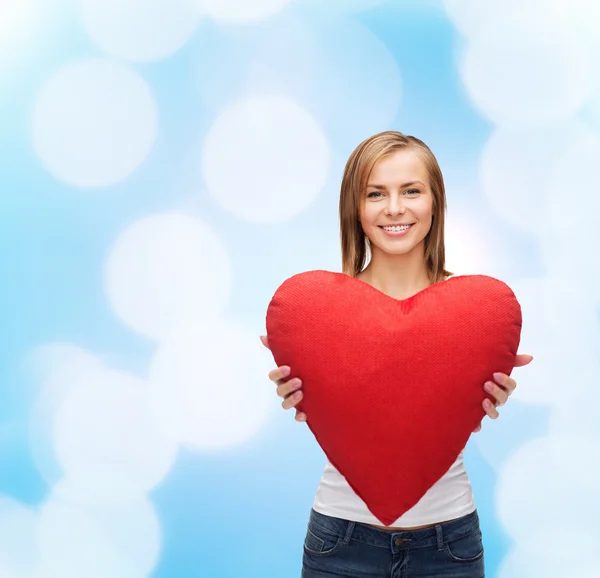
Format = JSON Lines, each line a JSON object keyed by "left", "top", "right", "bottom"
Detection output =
{"left": 37, "top": 484, "right": 160, "bottom": 578}
{"left": 301, "top": 0, "right": 389, "bottom": 12}
{"left": 0, "top": 0, "right": 35, "bottom": 69}
{"left": 496, "top": 435, "right": 600, "bottom": 540}
{"left": 53, "top": 369, "right": 178, "bottom": 493}
{"left": 81, "top": 0, "right": 201, "bottom": 62}
{"left": 149, "top": 320, "right": 275, "bottom": 449}
{"left": 192, "top": 15, "right": 402, "bottom": 146}
{"left": 549, "top": 393, "right": 600, "bottom": 440}
{"left": 459, "top": 19, "right": 591, "bottom": 128}
{"left": 472, "top": 400, "right": 544, "bottom": 471}
{"left": 540, "top": 129, "right": 600, "bottom": 298}
{"left": 508, "top": 276, "right": 600, "bottom": 406}
{"left": 498, "top": 527, "right": 600, "bottom": 578}
{"left": 0, "top": 497, "right": 39, "bottom": 578}
{"left": 538, "top": 228, "right": 600, "bottom": 307}
{"left": 105, "top": 212, "right": 233, "bottom": 341}
{"left": 479, "top": 120, "right": 591, "bottom": 234}
{"left": 444, "top": 209, "right": 505, "bottom": 277}
{"left": 442, "top": 0, "right": 566, "bottom": 38}
{"left": 560, "top": 0, "right": 600, "bottom": 53}
{"left": 244, "top": 16, "right": 403, "bottom": 145}
{"left": 195, "top": 0, "right": 293, "bottom": 22}
{"left": 32, "top": 58, "right": 157, "bottom": 188}
{"left": 201, "top": 95, "right": 330, "bottom": 223}
{"left": 546, "top": 129, "right": 600, "bottom": 232}
{"left": 27, "top": 344, "right": 105, "bottom": 485}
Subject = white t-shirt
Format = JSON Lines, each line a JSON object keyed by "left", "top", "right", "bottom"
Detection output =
{"left": 312, "top": 453, "right": 476, "bottom": 527}
{"left": 312, "top": 272, "right": 476, "bottom": 527}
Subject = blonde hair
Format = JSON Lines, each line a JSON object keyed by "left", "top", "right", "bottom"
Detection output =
{"left": 339, "top": 130, "right": 452, "bottom": 283}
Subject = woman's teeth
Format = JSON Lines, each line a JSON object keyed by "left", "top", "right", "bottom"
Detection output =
{"left": 382, "top": 224, "right": 412, "bottom": 232}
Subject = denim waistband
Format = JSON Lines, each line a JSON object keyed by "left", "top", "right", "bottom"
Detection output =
{"left": 309, "top": 508, "right": 480, "bottom": 551}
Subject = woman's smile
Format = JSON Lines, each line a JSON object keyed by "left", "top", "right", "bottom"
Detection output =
{"left": 379, "top": 224, "right": 414, "bottom": 237}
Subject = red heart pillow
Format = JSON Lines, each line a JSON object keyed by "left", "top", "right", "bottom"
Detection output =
{"left": 266, "top": 271, "right": 522, "bottom": 526}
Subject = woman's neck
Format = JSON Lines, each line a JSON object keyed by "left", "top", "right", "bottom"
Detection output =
{"left": 357, "top": 248, "right": 431, "bottom": 300}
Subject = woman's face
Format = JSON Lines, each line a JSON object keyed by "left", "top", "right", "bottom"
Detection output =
{"left": 359, "top": 149, "right": 434, "bottom": 259}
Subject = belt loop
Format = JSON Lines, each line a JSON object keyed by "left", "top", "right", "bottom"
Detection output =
{"left": 435, "top": 524, "right": 444, "bottom": 551}
{"left": 343, "top": 521, "right": 356, "bottom": 545}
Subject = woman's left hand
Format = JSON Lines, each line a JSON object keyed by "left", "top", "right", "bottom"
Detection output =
{"left": 472, "top": 354, "right": 534, "bottom": 433}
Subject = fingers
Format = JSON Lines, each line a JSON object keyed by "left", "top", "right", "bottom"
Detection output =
{"left": 266, "top": 360, "right": 307, "bottom": 422}
{"left": 260, "top": 335, "right": 271, "bottom": 350}
{"left": 492, "top": 372, "right": 516, "bottom": 394}
{"left": 279, "top": 378, "right": 303, "bottom": 409}
{"left": 484, "top": 380, "right": 509, "bottom": 406}
{"left": 514, "top": 353, "right": 534, "bottom": 367}
{"left": 268, "top": 365, "right": 290, "bottom": 385}
{"left": 482, "top": 397, "right": 500, "bottom": 419}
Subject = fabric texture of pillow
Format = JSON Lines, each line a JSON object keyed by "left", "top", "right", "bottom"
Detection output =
{"left": 265, "top": 270, "right": 522, "bottom": 526}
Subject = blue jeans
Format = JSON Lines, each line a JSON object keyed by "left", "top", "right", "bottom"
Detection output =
{"left": 302, "top": 508, "right": 484, "bottom": 578}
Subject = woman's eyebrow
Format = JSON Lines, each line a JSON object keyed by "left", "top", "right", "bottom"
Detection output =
{"left": 366, "top": 180, "right": 425, "bottom": 189}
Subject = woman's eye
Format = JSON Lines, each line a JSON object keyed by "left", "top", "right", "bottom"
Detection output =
{"left": 405, "top": 189, "right": 420, "bottom": 195}
{"left": 367, "top": 191, "right": 383, "bottom": 198}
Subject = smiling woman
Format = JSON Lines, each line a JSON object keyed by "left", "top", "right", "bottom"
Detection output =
{"left": 340, "top": 132, "right": 449, "bottom": 292}
{"left": 262, "top": 130, "right": 533, "bottom": 578}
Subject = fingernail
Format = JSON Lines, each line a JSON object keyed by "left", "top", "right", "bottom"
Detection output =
{"left": 484, "top": 382, "right": 494, "bottom": 393}
{"left": 484, "top": 399, "right": 493, "bottom": 409}
{"left": 291, "top": 379, "right": 302, "bottom": 389}
{"left": 281, "top": 366, "right": 290, "bottom": 377}
{"left": 294, "top": 391, "right": 303, "bottom": 400}
{"left": 493, "top": 372, "right": 504, "bottom": 382}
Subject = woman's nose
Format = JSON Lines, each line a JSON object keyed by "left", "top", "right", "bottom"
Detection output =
{"left": 385, "top": 195, "right": 406, "bottom": 215}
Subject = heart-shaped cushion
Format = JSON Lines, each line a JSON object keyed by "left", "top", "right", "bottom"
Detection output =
{"left": 266, "top": 271, "right": 522, "bottom": 526}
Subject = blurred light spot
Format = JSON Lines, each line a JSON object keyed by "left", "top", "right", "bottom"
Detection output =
{"left": 201, "top": 95, "right": 330, "bottom": 223}
{"left": 27, "top": 345, "right": 105, "bottom": 486}
{"left": 538, "top": 227, "right": 600, "bottom": 306}
{"left": 546, "top": 129, "right": 600, "bottom": 233}
{"left": 442, "top": 0, "right": 565, "bottom": 38}
{"left": 0, "top": 0, "right": 28, "bottom": 35}
{"left": 563, "top": 0, "right": 600, "bottom": 52}
{"left": 37, "top": 485, "right": 160, "bottom": 578}
{"left": 105, "top": 212, "right": 232, "bottom": 341}
{"left": 540, "top": 127, "right": 600, "bottom": 289}
{"left": 301, "top": 0, "right": 389, "bottom": 12}
{"left": 480, "top": 120, "right": 591, "bottom": 233}
{"left": 498, "top": 528, "right": 600, "bottom": 578}
{"left": 509, "top": 277, "right": 600, "bottom": 405}
{"left": 195, "top": 0, "right": 293, "bottom": 22}
{"left": 53, "top": 369, "right": 178, "bottom": 493}
{"left": 0, "top": 497, "right": 39, "bottom": 578}
{"left": 53, "top": 470, "right": 150, "bottom": 507}
{"left": 81, "top": 0, "right": 201, "bottom": 62}
{"left": 472, "top": 400, "right": 545, "bottom": 471}
{"left": 192, "top": 14, "right": 402, "bottom": 145}
{"left": 496, "top": 435, "right": 600, "bottom": 541}
{"left": 549, "top": 393, "right": 600, "bottom": 440}
{"left": 149, "top": 320, "right": 275, "bottom": 449}
{"left": 444, "top": 210, "right": 502, "bottom": 277}
{"left": 32, "top": 58, "right": 157, "bottom": 188}
{"left": 459, "top": 19, "right": 591, "bottom": 128}
{"left": 0, "top": 0, "right": 33, "bottom": 65}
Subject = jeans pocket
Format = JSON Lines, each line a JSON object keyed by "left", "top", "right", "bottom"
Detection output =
{"left": 444, "top": 528, "right": 484, "bottom": 563}
{"left": 303, "top": 523, "right": 343, "bottom": 557}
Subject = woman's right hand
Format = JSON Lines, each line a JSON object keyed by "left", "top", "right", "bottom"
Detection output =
{"left": 260, "top": 335, "right": 307, "bottom": 422}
